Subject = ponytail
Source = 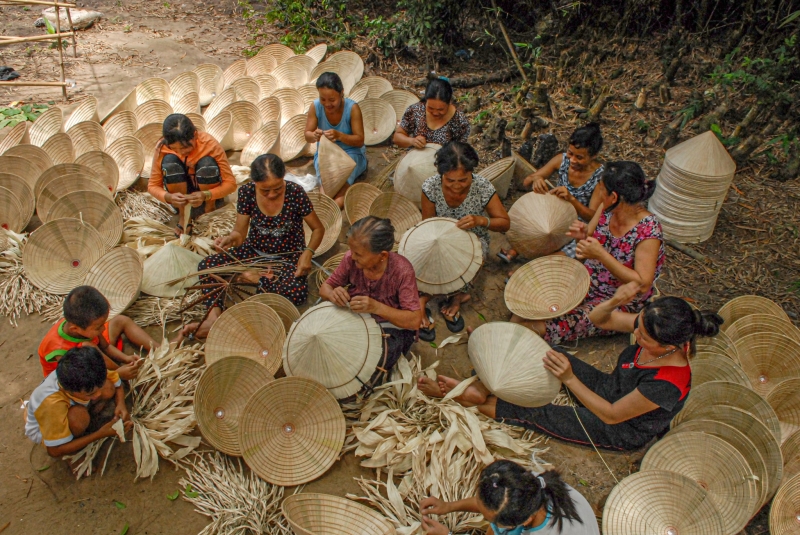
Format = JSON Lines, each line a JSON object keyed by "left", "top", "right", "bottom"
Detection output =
{"left": 642, "top": 297, "right": 724, "bottom": 351}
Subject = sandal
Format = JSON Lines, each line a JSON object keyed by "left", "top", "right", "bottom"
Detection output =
{"left": 443, "top": 310, "right": 465, "bottom": 333}
{"left": 418, "top": 307, "right": 436, "bottom": 342}
{"left": 497, "top": 248, "right": 518, "bottom": 263}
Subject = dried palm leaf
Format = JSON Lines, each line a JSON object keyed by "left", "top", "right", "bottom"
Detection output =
{"left": 116, "top": 190, "right": 174, "bottom": 223}
{"left": 126, "top": 292, "right": 204, "bottom": 327}
{"left": 193, "top": 205, "right": 237, "bottom": 238}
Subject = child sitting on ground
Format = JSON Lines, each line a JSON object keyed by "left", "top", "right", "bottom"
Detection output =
{"left": 25, "top": 346, "right": 132, "bottom": 458}
{"left": 38, "top": 286, "right": 158, "bottom": 381}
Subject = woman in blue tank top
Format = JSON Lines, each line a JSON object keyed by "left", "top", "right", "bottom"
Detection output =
{"left": 304, "top": 72, "right": 368, "bottom": 207}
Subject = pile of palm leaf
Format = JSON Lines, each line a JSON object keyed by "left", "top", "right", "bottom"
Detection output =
{"left": 116, "top": 190, "right": 174, "bottom": 223}
{"left": 122, "top": 217, "right": 216, "bottom": 257}
{"left": 0, "top": 230, "right": 61, "bottom": 326}
{"left": 126, "top": 291, "right": 204, "bottom": 327}
{"left": 193, "top": 205, "right": 237, "bottom": 239}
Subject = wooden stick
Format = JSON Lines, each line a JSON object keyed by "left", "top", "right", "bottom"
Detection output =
{"left": 53, "top": 2, "right": 67, "bottom": 99}
{"left": 0, "top": 81, "right": 68, "bottom": 87}
{"left": 65, "top": 7, "right": 77, "bottom": 58}
{"left": 0, "top": 32, "right": 75, "bottom": 46}
{"left": 665, "top": 238, "right": 711, "bottom": 264}
{"left": 1, "top": 0, "right": 76, "bottom": 6}
{"left": 489, "top": 0, "right": 528, "bottom": 83}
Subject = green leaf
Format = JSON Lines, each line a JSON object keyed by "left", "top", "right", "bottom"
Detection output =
{"left": 44, "top": 17, "right": 56, "bottom": 34}
{"left": 0, "top": 119, "right": 11, "bottom": 129}
{"left": 33, "top": 104, "right": 49, "bottom": 109}
{"left": 429, "top": 342, "right": 437, "bottom": 348}
{"left": 120, "top": 523, "right": 129, "bottom": 535}
{"left": 477, "top": 313, "right": 486, "bottom": 322}
{"left": 114, "top": 500, "right": 126, "bottom": 509}
{"left": 578, "top": 478, "right": 589, "bottom": 486}
{"left": 25, "top": 113, "right": 38, "bottom": 121}
{"left": 710, "top": 123, "right": 723, "bottom": 135}
{"left": 1, "top": 109, "right": 18, "bottom": 116}
{"left": 184, "top": 483, "right": 199, "bottom": 498}
{"left": 47, "top": 101, "right": 56, "bottom": 105}
{"left": 167, "top": 490, "right": 180, "bottom": 501}
{"left": 37, "top": 464, "right": 50, "bottom": 472}
{"left": 21, "top": 104, "right": 32, "bottom": 113}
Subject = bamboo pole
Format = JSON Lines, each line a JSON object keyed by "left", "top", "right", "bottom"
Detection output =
{"left": 0, "top": 0, "right": 76, "bottom": 6}
{"left": 0, "top": 81, "right": 68, "bottom": 86}
{"left": 53, "top": 2, "right": 68, "bottom": 98}
{"left": 0, "top": 32, "right": 75, "bottom": 45}
{"left": 489, "top": 0, "right": 528, "bottom": 83}
{"left": 64, "top": 7, "right": 77, "bottom": 57}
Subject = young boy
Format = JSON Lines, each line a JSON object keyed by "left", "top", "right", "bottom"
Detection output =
{"left": 25, "top": 346, "right": 132, "bottom": 457}
{"left": 38, "top": 286, "right": 157, "bottom": 381}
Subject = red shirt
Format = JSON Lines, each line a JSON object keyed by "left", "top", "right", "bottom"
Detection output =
{"left": 325, "top": 251, "right": 420, "bottom": 324}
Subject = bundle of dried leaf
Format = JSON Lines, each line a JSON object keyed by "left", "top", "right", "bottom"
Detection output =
{"left": 62, "top": 437, "right": 116, "bottom": 480}
{"left": 126, "top": 291, "right": 204, "bottom": 327}
{"left": 0, "top": 230, "right": 61, "bottom": 326}
{"left": 193, "top": 205, "right": 236, "bottom": 239}
{"left": 116, "top": 190, "right": 174, "bottom": 223}
{"left": 180, "top": 452, "right": 292, "bottom": 535}
{"left": 122, "top": 217, "right": 216, "bottom": 258}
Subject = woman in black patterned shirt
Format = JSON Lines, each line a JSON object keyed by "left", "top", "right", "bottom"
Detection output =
{"left": 393, "top": 78, "right": 470, "bottom": 148}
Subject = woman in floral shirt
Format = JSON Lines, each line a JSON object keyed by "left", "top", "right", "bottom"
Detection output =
{"left": 511, "top": 161, "right": 665, "bottom": 345}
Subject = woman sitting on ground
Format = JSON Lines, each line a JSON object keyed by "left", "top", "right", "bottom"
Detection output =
{"left": 419, "top": 283, "right": 723, "bottom": 451}
{"left": 500, "top": 122, "right": 605, "bottom": 261}
{"left": 147, "top": 113, "right": 236, "bottom": 236}
{"left": 319, "top": 216, "right": 420, "bottom": 387}
{"left": 393, "top": 77, "right": 470, "bottom": 148}
{"left": 304, "top": 72, "right": 367, "bottom": 208}
{"left": 511, "top": 161, "right": 664, "bottom": 345}
{"left": 420, "top": 460, "right": 600, "bottom": 535}
{"left": 179, "top": 154, "right": 324, "bottom": 340}
{"left": 419, "top": 141, "right": 510, "bottom": 338}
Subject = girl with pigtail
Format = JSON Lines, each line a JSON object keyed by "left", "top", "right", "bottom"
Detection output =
{"left": 419, "top": 460, "right": 599, "bottom": 534}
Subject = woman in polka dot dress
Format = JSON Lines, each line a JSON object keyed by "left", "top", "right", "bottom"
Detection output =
{"left": 179, "top": 154, "right": 325, "bottom": 339}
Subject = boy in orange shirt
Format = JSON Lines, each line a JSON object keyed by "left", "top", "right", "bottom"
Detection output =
{"left": 25, "top": 346, "right": 132, "bottom": 457}
{"left": 38, "top": 286, "right": 157, "bottom": 380}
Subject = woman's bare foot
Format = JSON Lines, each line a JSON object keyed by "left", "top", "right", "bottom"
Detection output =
{"left": 417, "top": 376, "right": 444, "bottom": 398}
{"left": 176, "top": 307, "right": 221, "bottom": 343}
{"left": 441, "top": 293, "right": 470, "bottom": 319}
{"left": 437, "top": 375, "right": 490, "bottom": 406}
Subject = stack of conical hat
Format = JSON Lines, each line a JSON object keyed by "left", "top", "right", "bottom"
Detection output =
{"left": 222, "top": 59, "right": 247, "bottom": 89}
{"left": 273, "top": 61, "right": 310, "bottom": 89}
{"left": 770, "top": 473, "right": 800, "bottom": 534}
{"left": 296, "top": 84, "right": 317, "bottom": 111}
{"left": 64, "top": 96, "right": 99, "bottom": 131}
{"left": 46, "top": 191, "right": 123, "bottom": 251}
{"left": 734, "top": 331, "right": 800, "bottom": 396}
{"left": 257, "top": 43, "right": 295, "bottom": 65}
{"left": 394, "top": 143, "right": 440, "bottom": 207}
{"left": 478, "top": 156, "right": 516, "bottom": 199}
{"left": 317, "top": 135, "right": 356, "bottom": 198}
{"left": 41, "top": 132, "right": 74, "bottom": 164}
{"left": 3, "top": 144, "right": 53, "bottom": 178}
{"left": 282, "top": 493, "right": 396, "bottom": 535}
{"left": 231, "top": 76, "right": 262, "bottom": 104}
{"left": 0, "top": 173, "right": 34, "bottom": 229}
{"left": 106, "top": 136, "right": 145, "bottom": 190}
{"left": 136, "top": 77, "right": 171, "bottom": 105}
{"left": 66, "top": 121, "right": 106, "bottom": 158}
{"left": 766, "top": 378, "right": 800, "bottom": 443}
{"left": 691, "top": 353, "right": 751, "bottom": 388}
{"left": 133, "top": 123, "right": 164, "bottom": 177}
{"left": 133, "top": 99, "right": 172, "bottom": 127}
{"left": 0, "top": 187, "right": 25, "bottom": 233}
{"left": 350, "top": 76, "right": 393, "bottom": 99}
{"left": 221, "top": 101, "right": 262, "bottom": 151}
{"left": 28, "top": 107, "right": 63, "bottom": 146}
{"left": 504, "top": 255, "right": 590, "bottom": 319}
{"left": 246, "top": 55, "right": 276, "bottom": 78}
{"left": 648, "top": 131, "right": 736, "bottom": 243}
{"left": 719, "top": 294, "right": 791, "bottom": 330}
{"left": 279, "top": 114, "right": 310, "bottom": 161}
{"left": 257, "top": 96, "right": 281, "bottom": 124}
{"left": 0, "top": 153, "right": 46, "bottom": 188}
{"left": 203, "top": 87, "right": 237, "bottom": 122}
{"left": 468, "top": 322, "right": 561, "bottom": 408}
{"left": 283, "top": 302, "right": 383, "bottom": 399}
{"left": 507, "top": 192, "right": 577, "bottom": 258}
{"left": 74, "top": 150, "right": 120, "bottom": 194}
{"left": 304, "top": 43, "right": 327, "bottom": 64}
{"left": 397, "top": 217, "right": 483, "bottom": 295}
{"left": 246, "top": 293, "right": 300, "bottom": 333}
{"left": 83, "top": 247, "right": 142, "bottom": 318}
{"left": 140, "top": 242, "right": 203, "bottom": 298}
{"left": 103, "top": 111, "right": 138, "bottom": 147}
{"left": 381, "top": 89, "right": 419, "bottom": 122}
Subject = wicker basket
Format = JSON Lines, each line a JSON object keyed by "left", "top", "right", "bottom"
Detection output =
{"left": 102, "top": 111, "right": 138, "bottom": 148}
{"left": 507, "top": 192, "right": 577, "bottom": 258}
{"left": 282, "top": 493, "right": 396, "bottom": 535}
{"left": 41, "top": 132, "right": 75, "bottom": 165}
{"left": 106, "top": 135, "right": 145, "bottom": 191}
{"left": 206, "top": 301, "right": 286, "bottom": 374}
{"left": 28, "top": 106, "right": 63, "bottom": 147}
{"left": 505, "top": 255, "right": 590, "bottom": 320}
{"left": 64, "top": 96, "right": 99, "bottom": 131}
{"left": 193, "top": 63, "right": 225, "bottom": 106}
{"left": 83, "top": 246, "right": 143, "bottom": 317}
{"left": 305, "top": 191, "right": 342, "bottom": 257}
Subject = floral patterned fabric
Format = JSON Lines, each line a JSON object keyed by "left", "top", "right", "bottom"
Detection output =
{"left": 557, "top": 153, "right": 604, "bottom": 258}
{"left": 544, "top": 211, "right": 665, "bottom": 345}
{"left": 399, "top": 102, "right": 470, "bottom": 145}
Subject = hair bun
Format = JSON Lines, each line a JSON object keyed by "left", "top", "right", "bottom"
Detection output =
{"left": 694, "top": 309, "right": 724, "bottom": 338}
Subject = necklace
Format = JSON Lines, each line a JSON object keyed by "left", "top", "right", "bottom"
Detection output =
{"left": 636, "top": 346, "right": 680, "bottom": 366}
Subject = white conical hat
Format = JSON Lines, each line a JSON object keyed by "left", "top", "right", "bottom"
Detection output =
{"left": 398, "top": 217, "right": 483, "bottom": 295}
{"left": 478, "top": 156, "right": 516, "bottom": 199}
{"left": 506, "top": 192, "right": 577, "bottom": 257}
{"left": 468, "top": 322, "right": 561, "bottom": 407}
{"left": 318, "top": 135, "right": 356, "bottom": 198}
{"left": 394, "top": 143, "right": 440, "bottom": 207}
{"left": 140, "top": 242, "right": 203, "bottom": 297}
{"left": 282, "top": 302, "right": 384, "bottom": 399}
{"left": 666, "top": 130, "right": 736, "bottom": 178}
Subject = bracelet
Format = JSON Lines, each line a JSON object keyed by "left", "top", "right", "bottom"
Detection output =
{"left": 203, "top": 190, "right": 212, "bottom": 200}
{"left": 304, "top": 247, "right": 315, "bottom": 254}
{"left": 484, "top": 216, "right": 491, "bottom": 229}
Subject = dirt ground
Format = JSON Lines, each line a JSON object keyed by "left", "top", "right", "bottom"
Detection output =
{"left": 0, "top": 0, "right": 787, "bottom": 533}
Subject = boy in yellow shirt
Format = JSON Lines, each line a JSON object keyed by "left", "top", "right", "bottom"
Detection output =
{"left": 25, "top": 346, "right": 132, "bottom": 457}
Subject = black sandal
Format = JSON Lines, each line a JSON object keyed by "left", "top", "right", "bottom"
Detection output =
{"left": 443, "top": 310, "right": 465, "bottom": 333}
{"left": 419, "top": 307, "right": 436, "bottom": 342}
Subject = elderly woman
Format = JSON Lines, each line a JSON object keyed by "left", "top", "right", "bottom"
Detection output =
{"left": 148, "top": 113, "right": 236, "bottom": 236}
{"left": 418, "top": 141, "right": 510, "bottom": 338}
{"left": 500, "top": 122, "right": 605, "bottom": 261}
{"left": 511, "top": 161, "right": 664, "bottom": 345}
{"left": 179, "top": 154, "right": 324, "bottom": 340}
{"left": 319, "top": 216, "right": 420, "bottom": 388}
{"left": 393, "top": 77, "right": 470, "bottom": 148}
{"left": 420, "top": 283, "right": 723, "bottom": 451}
{"left": 305, "top": 72, "right": 367, "bottom": 208}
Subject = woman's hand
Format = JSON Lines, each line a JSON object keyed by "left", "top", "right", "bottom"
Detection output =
{"left": 238, "top": 269, "right": 272, "bottom": 284}
{"left": 294, "top": 250, "right": 313, "bottom": 278}
{"left": 566, "top": 220, "right": 588, "bottom": 242}
{"left": 523, "top": 174, "right": 549, "bottom": 194}
{"left": 214, "top": 235, "right": 236, "bottom": 251}
{"left": 543, "top": 349, "right": 575, "bottom": 382}
{"left": 549, "top": 186, "right": 575, "bottom": 204}
{"left": 456, "top": 215, "right": 486, "bottom": 230}
{"left": 420, "top": 497, "right": 450, "bottom": 516}
{"left": 575, "top": 237, "right": 605, "bottom": 260}
{"left": 329, "top": 286, "right": 351, "bottom": 307}
{"left": 165, "top": 192, "right": 189, "bottom": 208}
{"left": 323, "top": 129, "right": 340, "bottom": 142}
{"left": 421, "top": 516, "right": 450, "bottom": 535}
{"left": 311, "top": 129, "right": 324, "bottom": 142}
{"left": 412, "top": 135, "right": 427, "bottom": 149}
{"left": 349, "top": 296, "right": 380, "bottom": 314}
{"left": 610, "top": 281, "right": 641, "bottom": 307}
{"left": 186, "top": 191, "right": 206, "bottom": 208}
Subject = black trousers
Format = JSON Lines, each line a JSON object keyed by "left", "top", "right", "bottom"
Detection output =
{"left": 162, "top": 154, "right": 223, "bottom": 218}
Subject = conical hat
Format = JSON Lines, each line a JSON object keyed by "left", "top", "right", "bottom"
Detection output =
{"left": 770, "top": 473, "right": 800, "bottom": 534}
{"left": 468, "top": 322, "right": 561, "bottom": 407}
{"left": 640, "top": 431, "right": 759, "bottom": 534}
{"left": 28, "top": 107, "right": 63, "bottom": 147}
{"left": 74, "top": 150, "right": 120, "bottom": 193}
{"left": 206, "top": 301, "right": 286, "bottom": 374}
{"left": 507, "top": 192, "right": 577, "bottom": 257}
{"left": 246, "top": 54, "right": 276, "bottom": 77}
{"left": 222, "top": 59, "right": 247, "bottom": 89}
{"left": 193, "top": 63, "right": 225, "bottom": 106}
{"left": 168, "top": 71, "right": 199, "bottom": 102}
{"left": 479, "top": 156, "right": 516, "bottom": 199}
{"left": 231, "top": 76, "right": 262, "bottom": 104}
{"left": 246, "top": 293, "right": 300, "bottom": 333}
{"left": 767, "top": 379, "right": 800, "bottom": 445}
{"left": 602, "top": 470, "right": 724, "bottom": 535}
{"left": 133, "top": 99, "right": 173, "bottom": 127}
{"left": 203, "top": 87, "right": 238, "bottom": 122}
{"left": 283, "top": 302, "right": 383, "bottom": 399}
{"left": 691, "top": 353, "right": 751, "bottom": 388}
{"left": 326, "top": 50, "right": 364, "bottom": 82}
{"left": 279, "top": 114, "right": 310, "bottom": 161}
{"left": 102, "top": 111, "right": 138, "bottom": 147}
{"left": 207, "top": 111, "right": 233, "bottom": 149}
{"left": 47, "top": 191, "right": 123, "bottom": 251}
{"left": 64, "top": 96, "right": 99, "bottom": 131}
{"left": 398, "top": 217, "right": 483, "bottom": 295}
{"left": 381, "top": 89, "right": 419, "bottom": 122}
{"left": 273, "top": 61, "right": 309, "bottom": 89}
{"left": 66, "top": 120, "right": 107, "bottom": 158}
{"left": 344, "top": 182, "right": 381, "bottom": 225}
{"left": 41, "top": 132, "right": 74, "bottom": 164}
{"left": 359, "top": 98, "right": 396, "bottom": 146}
{"left": 783, "top": 430, "right": 800, "bottom": 481}
{"left": 669, "top": 419, "right": 770, "bottom": 509}
{"left": 394, "top": 143, "right": 440, "bottom": 206}
{"left": 0, "top": 154, "right": 45, "bottom": 189}
{"left": 719, "top": 295, "right": 791, "bottom": 330}
{"left": 671, "top": 380, "right": 780, "bottom": 441}
{"left": 99, "top": 88, "right": 137, "bottom": 124}
{"left": 256, "top": 43, "right": 295, "bottom": 65}
{"left": 195, "top": 356, "right": 274, "bottom": 456}
{"left": 0, "top": 121, "right": 30, "bottom": 154}
{"left": 257, "top": 96, "right": 282, "bottom": 124}
{"left": 297, "top": 84, "right": 318, "bottom": 111}
{"left": 82, "top": 246, "right": 142, "bottom": 318}
{"left": 140, "top": 242, "right": 203, "bottom": 298}
{"left": 184, "top": 112, "right": 206, "bottom": 133}
{"left": 239, "top": 377, "right": 345, "bottom": 485}
{"left": 2, "top": 144, "right": 53, "bottom": 178}
{"left": 310, "top": 252, "right": 346, "bottom": 291}
{"left": 351, "top": 76, "right": 393, "bottom": 100}
{"left": 284, "top": 54, "right": 317, "bottom": 76}
{"left": 23, "top": 218, "right": 105, "bottom": 294}
{"left": 221, "top": 101, "right": 262, "bottom": 151}
{"left": 171, "top": 92, "right": 201, "bottom": 115}
{"left": 505, "top": 256, "right": 588, "bottom": 320}
{"left": 726, "top": 314, "right": 800, "bottom": 345}
{"left": 136, "top": 77, "right": 171, "bottom": 105}
{"left": 347, "top": 84, "right": 369, "bottom": 103}
{"left": 106, "top": 135, "right": 145, "bottom": 190}
{"left": 368, "top": 192, "right": 422, "bottom": 242}
{"left": 304, "top": 43, "right": 327, "bottom": 64}
{"left": 734, "top": 332, "right": 800, "bottom": 396}
{"left": 273, "top": 88, "right": 305, "bottom": 126}
{"left": 35, "top": 163, "right": 101, "bottom": 200}
{"left": 696, "top": 329, "right": 740, "bottom": 363}
{"left": 254, "top": 74, "right": 279, "bottom": 98}
{"left": 240, "top": 121, "right": 280, "bottom": 167}
{"left": 318, "top": 135, "right": 356, "bottom": 198}
{"left": 666, "top": 130, "right": 736, "bottom": 178}
{"left": 310, "top": 64, "right": 357, "bottom": 95}
{"left": 0, "top": 187, "right": 24, "bottom": 233}
{"left": 305, "top": 191, "right": 342, "bottom": 257}
{"left": 0, "top": 173, "right": 34, "bottom": 226}
{"left": 282, "top": 493, "right": 396, "bottom": 535}
{"left": 134, "top": 123, "right": 163, "bottom": 178}
{"left": 37, "top": 174, "right": 112, "bottom": 222}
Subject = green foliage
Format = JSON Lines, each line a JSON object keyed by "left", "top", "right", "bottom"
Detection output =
{"left": 709, "top": 124, "right": 740, "bottom": 147}
{"left": 711, "top": 36, "right": 799, "bottom": 103}
{"left": 0, "top": 103, "right": 48, "bottom": 129}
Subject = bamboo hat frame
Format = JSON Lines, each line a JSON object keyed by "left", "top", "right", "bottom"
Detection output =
{"left": 41, "top": 132, "right": 75, "bottom": 165}
{"left": 282, "top": 493, "right": 396, "bottom": 535}
{"left": 28, "top": 106, "right": 63, "bottom": 147}
{"left": 305, "top": 191, "right": 342, "bottom": 257}
{"left": 381, "top": 89, "right": 420, "bottom": 122}
{"left": 74, "top": 150, "right": 120, "bottom": 193}
{"left": 193, "top": 63, "right": 225, "bottom": 106}
{"left": 47, "top": 191, "right": 123, "bottom": 251}
{"left": 504, "top": 255, "right": 589, "bottom": 320}
{"left": 103, "top": 111, "right": 138, "bottom": 147}
{"left": 344, "top": 182, "right": 382, "bottom": 226}
{"left": 359, "top": 98, "right": 397, "bottom": 146}
{"left": 64, "top": 96, "right": 99, "bottom": 131}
